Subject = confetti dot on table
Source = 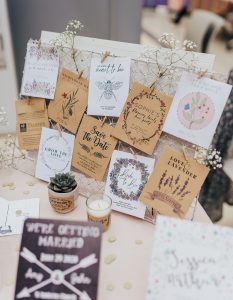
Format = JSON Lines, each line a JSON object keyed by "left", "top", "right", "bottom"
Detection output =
{"left": 135, "top": 239, "right": 143, "bottom": 245}
{"left": 2, "top": 182, "right": 14, "bottom": 187}
{"left": 9, "top": 186, "right": 16, "bottom": 190}
{"left": 15, "top": 210, "right": 22, "bottom": 216}
{"left": 23, "top": 190, "right": 30, "bottom": 195}
{"left": 104, "top": 254, "right": 117, "bottom": 265}
{"left": 27, "top": 180, "right": 37, "bottom": 186}
{"left": 106, "top": 283, "right": 114, "bottom": 291}
{"left": 123, "top": 282, "right": 132, "bottom": 290}
{"left": 108, "top": 236, "right": 117, "bottom": 243}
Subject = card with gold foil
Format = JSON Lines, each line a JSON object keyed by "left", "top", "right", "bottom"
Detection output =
{"left": 72, "top": 115, "right": 117, "bottom": 181}
{"left": 112, "top": 82, "right": 172, "bottom": 155}
{"left": 48, "top": 68, "right": 88, "bottom": 134}
{"left": 140, "top": 146, "right": 209, "bottom": 218}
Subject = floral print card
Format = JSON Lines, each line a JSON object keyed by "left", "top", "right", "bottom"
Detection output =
{"left": 87, "top": 56, "right": 131, "bottom": 117}
{"left": 48, "top": 68, "right": 88, "bottom": 134}
{"left": 163, "top": 71, "right": 232, "bottom": 149}
{"left": 105, "top": 150, "right": 155, "bottom": 218}
{"left": 112, "top": 82, "right": 172, "bottom": 155}
{"left": 35, "top": 127, "right": 75, "bottom": 182}
{"left": 147, "top": 215, "right": 233, "bottom": 300}
{"left": 140, "top": 146, "right": 209, "bottom": 218}
{"left": 21, "top": 40, "right": 59, "bottom": 99}
{"left": 72, "top": 115, "right": 118, "bottom": 181}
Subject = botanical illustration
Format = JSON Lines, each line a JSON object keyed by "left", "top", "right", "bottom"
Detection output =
{"left": 110, "top": 158, "right": 150, "bottom": 201}
{"left": 95, "top": 80, "right": 123, "bottom": 101}
{"left": 178, "top": 92, "right": 214, "bottom": 130}
{"left": 146, "top": 171, "right": 191, "bottom": 217}
{"left": 60, "top": 88, "right": 79, "bottom": 119}
{"left": 79, "top": 142, "right": 107, "bottom": 159}
{"left": 28, "top": 43, "right": 58, "bottom": 61}
{"left": 23, "top": 80, "right": 55, "bottom": 98}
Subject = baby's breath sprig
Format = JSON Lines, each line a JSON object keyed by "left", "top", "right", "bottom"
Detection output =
{"left": 193, "top": 145, "right": 223, "bottom": 170}
{"left": 158, "top": 33, "right": 197, "bottom": 51}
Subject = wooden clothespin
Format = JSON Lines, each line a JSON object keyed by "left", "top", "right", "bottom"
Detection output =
{"left": 78, "top": 70, "right": 84, "bottom": 79}
{"left": 130, "top": 147, "right": 137, "bottom": 160}
{"left": 37, "top": 38, "right": 41, "bottom": 49}
{"left": 197, "top": 69, "right": 207, "bottom": 79}
{"left": 182, "top": 146, "right": 190, "bottom": 163}
{"left": 27, "top": 97, "right": 32, "bottom": 105}
{"left": 100, "top": 116, "right": 107, "bottom": 127}
{"left": 56, "top": 123, "right": 62, "bottom": 137}
{"left": 101, "top": 51, "right": 110, "bottom": 64}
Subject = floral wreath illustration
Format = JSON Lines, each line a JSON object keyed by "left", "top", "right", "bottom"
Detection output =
{"left": 110, "top": 158, "right": 150, "bottom": 201}
{"left": 29, "top": 42, "right": 58, "bottom": 61}
{"left": 122, "top": 90, "right": 167, "bottom": 145}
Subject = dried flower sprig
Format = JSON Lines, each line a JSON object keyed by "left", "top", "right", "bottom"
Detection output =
{"left": 193, "top": 145, "right": 223, "bottom": 170}
{"left": 158, "top": 33, "right": 197, "bottom": 51}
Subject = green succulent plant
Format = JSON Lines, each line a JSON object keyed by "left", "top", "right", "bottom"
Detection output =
{"left": 48, "top": 173, "right": 77, "bottom": 193}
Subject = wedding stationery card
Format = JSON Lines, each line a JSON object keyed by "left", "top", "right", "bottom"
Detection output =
{"left": 87, "top": 56, "right": 131, "bottom": 117}
{"left": 0, "top": 197, "right": 39, "bottom": 237}
{"left": 21, "top": 40, "right": 59, "bottom": 99}
{"left": 147, "top": 216, "right": 233, "bottom": 300}
{"left": 72, "top": 115, "right": 117, "bottom": 181}
{"left": 35, "top": 127, "right": 75, "bottom": 182}
{"left": 140, "top": 146, "right": 209, "bottom": 218}
{"left": 16, "top": 99, "right": 49, "bottom": 150}
{"left": 112, "top": 82, "right": 172, "bottom": 155}
{"left": 163, "top": 71, "right": 232, "bottom": 148}
{"left": 48, "top": 68, "right": 88, "bottom": 134}
{"left": 105, "top": 150, "right": 155, "bottom": 218}
{"left": 15, "top": 219, "right": 102, "bottom": 300}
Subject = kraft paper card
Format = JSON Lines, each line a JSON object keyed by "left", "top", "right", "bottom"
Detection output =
{"left": 15, "top": 219, "right": 102, "bottom": 300}
{"left": 48, "top": 68, "right": 88, "bottom": 134}
{"left": 87, "top": 56, "right": 131, "bottom": 117}
{"left": 72, "top": 115, "right": 117, "bottom": 181}
{"left": 21, "top": 40, "right": 59, "bottom": 99}
{"left": 112, "top": 82, "right": 172, "bottom": 155}
{"left": 105, "top": 150, "right": 155, "bottom": 218}
{"left": 0, "top": 197, "right": 40, "bottom": 237}
{"left": 35, "top": 127, "right": 75, "bottom": 182}
{"left": 147, "top": 215, "right": 233, "bottom": 300}
{"left": 140, "top": 146, "right": 209, "bottom": 218}
{"left": 16, "top": 99, "right": 49, "bottom": 150}
{"left": 164, "top": 71, "right": 232, "bottom": 149}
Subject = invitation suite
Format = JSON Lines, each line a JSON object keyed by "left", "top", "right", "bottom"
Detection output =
{"left": 147, "top": 216, "right": 233, "bottom": 300}
{"left": 35, "top": 127, "right": 75, "bottom": 182}
{"left": 164, "top": 71, "right": 232, "bottom": 148}
{"left": 112, "top": 82, "right": 172, "bottom": 155}
{"left": 72, "top": 115, "right": 117, "bottom": 181}
{"left": 87, "top": 56, "right": 131, "bottom": 117}
{"left": 140, "top": 146, "right": 209, "bottom": 218}
{"left": 48, "top": 68, "right": 88, "bottom": 134}
{"left": 15, "top": 219, "right": 102, "bottom": 300}
{"left": 21, "top": 40, "right": 59, "bottom": 99}
{"left": 105, "top": 150, "right": 155, "bottom": 218}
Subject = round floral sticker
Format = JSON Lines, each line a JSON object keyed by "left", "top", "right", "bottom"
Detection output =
{"left": 177, "top": 92, "right": 214, "bottom": 130}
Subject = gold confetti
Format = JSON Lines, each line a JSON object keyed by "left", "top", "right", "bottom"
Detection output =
{"left": 104, "top": 254, "right": 117, "bottom": 264}
{"left": 108, "top": 236, "right": 117, "bottom": 243}
{"left": 23, "top": 190, "right": 30, "bottom": 195}
{"left": 106, "top": 283, "right": 114, "bottom": 291}
{"left": 2, "top": 182, "right": 14, "bottom": 187}
{"left": 16, "top": 210, "right": 22, "bottom": 216}
{"left": 135, "top": 239, "right": 143, "bottom": 245}
{"left": 123, "top": 282, "right": 132, "bottom": 290}
{"left": 9, "top": 186, "right": 16, "bottom": 190}
{"left": 26, "top": 180, "right": 37, "bottom": 186}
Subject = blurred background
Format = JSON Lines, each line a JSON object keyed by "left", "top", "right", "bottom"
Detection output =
{"left": 0, "top": 0, "right": 233, "bottom": 224}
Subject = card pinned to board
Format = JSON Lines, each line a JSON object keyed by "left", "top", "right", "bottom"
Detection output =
{"left": 16, "top": 98, "right": 49, "bottom": 150}
{"left": 112, "top": 82, "right": 172, "bottom": 155}
{"left": 48, "top": 68, "right": 89, "bottom": 134}
{"left": 140, "top": 146, "right": 209, "bottom": 218}
{"left": 14, "top": 218, "right": 102, "bottom": 300}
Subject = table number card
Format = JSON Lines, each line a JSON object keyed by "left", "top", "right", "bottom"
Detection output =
{"left": 105, "top": 150, "right": 155, "bottom": 218}
{"left": 48, "top": 68, "right": 88, "bottom": 134}
{"left": 140, "top": 146, "right": 209, "bottom": 218}
{"left": 21, "top": 40, "right": 59, "bottom": 99}
{"left": 72, "top": 115, "right": 117, "bottom": 181}
{"left": 147, "top": 215, "right": 233, "bottom": 300}
{"left": 35, "top": 127, "right": 75, "bottom": 182}
{"left": 87, "top": 56, "right": 131, "bottom": 117}
{"left": 164, "top": 71, "right": 232, "bottom": 148}
{"left": 112, "top": 82, "right": 172, "bottom": 155}
{"left": 15, "top": 219, "right": 102, "bottom": 300}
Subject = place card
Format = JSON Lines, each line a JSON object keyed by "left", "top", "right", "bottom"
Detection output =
{"left": 0, "top": 197, "right": 39, "bottom": 237}
{"left": 140, "top": 146, "right": 209, "bottom": 218}
{"left": 72, "top": 115, "right": 117, "bottom": 181}
{"left": 105, "top": 150, "right": 155, "bottom": 218}
{"left": 15, "top": 218, "right": 102, "bottom": 300}
{"left": 48, "top": 68, "right": 88, "bottom": 134}
{"left": 112, "top": 82, "right": 172, "bottom": 155}
{"left": 147, "top": 215, "right": 233, "bottom": 300}
{"left": 87, "top": 56, "right": 131, "bottom": 117}
{"left": 163, "top": 71, "right": 232, "bottom": 148}
{"left": 35, "top": 127, "right": 75, "bottom": 182}
{"left": 16, "top": 98, "right": 49, "bottom": 150}
{"left": 21, "top": 40, "right": 59, "bottom": 99}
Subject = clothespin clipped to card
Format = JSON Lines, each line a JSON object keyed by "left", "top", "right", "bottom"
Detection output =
{"left": 182, "top": 145, "right": 191, "bottom": 164}
{"left": 130, "top": 147, "right": 137, "bottom": 160}
{"left": 78, "top": 70, "right": 84, "bottom": 79}
{"left": 100, "top": 116, "right": 107, "bottom": 127}
{"left": 197, "top": 69, "right": 207, "bottom": 79}
{"left": 56, "top": 123, "right": 63, "bottom": 137}
{"left": 101, "top": 51, "right": 111, "bottom": 64}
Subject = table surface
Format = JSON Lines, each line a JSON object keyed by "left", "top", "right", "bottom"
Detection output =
{"left": 0, "top": 168, "right": 211, "bottom": 300}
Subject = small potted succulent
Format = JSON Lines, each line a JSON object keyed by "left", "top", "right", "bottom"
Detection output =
{"left": 48, "top": 173, "right": 78, "bottom": 213}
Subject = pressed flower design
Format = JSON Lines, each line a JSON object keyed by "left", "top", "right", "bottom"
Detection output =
{"left": 24, "top": 80, "right": 55, "bottom": 98}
